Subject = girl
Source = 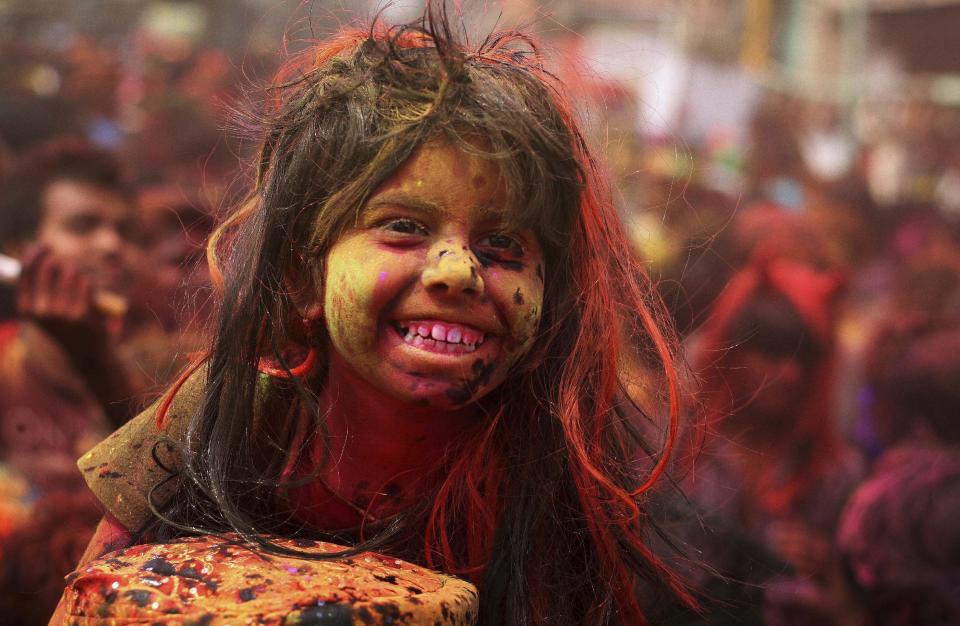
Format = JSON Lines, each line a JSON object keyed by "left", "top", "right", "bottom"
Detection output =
{"left": 62, "top": 8, "right": 692, "bottom": 625}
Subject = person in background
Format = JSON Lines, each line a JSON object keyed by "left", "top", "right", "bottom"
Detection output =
{"left": 688, "top": 253, "right": 864, "bottom": 625}
{"left": 862, "top": 313, "right": 960, "bottom": 454}
{"left": 838, "top": 451, "right": 960, "bottom": 626}
{"left": 0, "top": 137, "right": 139, "bottom": 623}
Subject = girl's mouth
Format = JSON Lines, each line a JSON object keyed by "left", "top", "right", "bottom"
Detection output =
{"left": 391, "top": 320, "right": 486, "bottom": 354}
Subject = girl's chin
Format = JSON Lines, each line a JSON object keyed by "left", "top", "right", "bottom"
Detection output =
{"left": 384, "top": 372, "right": 492, "bottom": 409}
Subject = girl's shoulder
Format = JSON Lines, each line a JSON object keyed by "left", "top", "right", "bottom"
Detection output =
{"left": 76, "top": 365, "right": 207, "bottom": 530}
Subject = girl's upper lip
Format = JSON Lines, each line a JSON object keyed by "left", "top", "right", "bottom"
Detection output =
{"left": 389, "top": 315, "right": 501, "bottom": 336}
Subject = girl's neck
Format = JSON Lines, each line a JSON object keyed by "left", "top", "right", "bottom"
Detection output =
{"left": 316, "top": 356, "right": 478, "bottom": 496}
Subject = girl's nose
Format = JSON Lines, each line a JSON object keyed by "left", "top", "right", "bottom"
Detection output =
{"left": 421, "top": 246, "right": 484, "bottom": 296}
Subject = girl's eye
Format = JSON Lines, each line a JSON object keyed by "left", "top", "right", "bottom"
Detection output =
{"left": 476, "top": 233, "right": 524, "bottom": 258}
{"left": 380, "top": 218, "right": 428, "bottom": 236}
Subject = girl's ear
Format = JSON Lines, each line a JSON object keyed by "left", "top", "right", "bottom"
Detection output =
{"left": 285, "top": 260, "right": 324, "bottom": 322}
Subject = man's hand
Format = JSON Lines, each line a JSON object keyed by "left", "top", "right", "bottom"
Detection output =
{"left": 16, "top": 246, "right": 135, "bottom": 428}
{"left": 16, "top": 246, "right": 111, "bottom": 355}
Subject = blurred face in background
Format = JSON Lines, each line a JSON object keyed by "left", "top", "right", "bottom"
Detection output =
{"left": 135, "top": 186, "right": 213, "bottom": 329}
{"left": 721, "top": 295, "right": 824, "bottom": 440}
{"left": 36, "top": 178, "right": 136, "bottom": 294}
{"left": 725, "top": 346, "right": 813, "bottom": 431}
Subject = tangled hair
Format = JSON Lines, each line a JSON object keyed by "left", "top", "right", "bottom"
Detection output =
{"left": 151, "top": 7, "right": 690, "bottom": 624}
{"left": 0, "top": 136, "right": 130, "bottom": 248}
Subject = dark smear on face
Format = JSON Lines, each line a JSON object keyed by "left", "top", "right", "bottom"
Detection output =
{"left": 476, "top": 252, "right": 523, "bottom": 272}
{"left": 446, "top": 359, "right": 497, "bottom": 404}
{"left": 470, "top": 266, "right": 478, "bottom": 280}
{"left": 446, "top": 383, "right": 472, "bottom": 405}
{"left": 513, "top": 288, "right": 524, "bottom": 305}
{"left": 536, "top": 263, "right": 544, "bottom": 282}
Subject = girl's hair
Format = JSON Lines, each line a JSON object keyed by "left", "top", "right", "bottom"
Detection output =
{"left": 151, "top": 7, "right": 690, "bottom": 624}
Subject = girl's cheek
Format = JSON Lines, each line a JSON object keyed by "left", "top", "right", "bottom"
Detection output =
{"left": 323, "top": 247, "right": 385, "bottom": 354}
{"left": 325, "top": 279, "right": 370, "bottom": 355}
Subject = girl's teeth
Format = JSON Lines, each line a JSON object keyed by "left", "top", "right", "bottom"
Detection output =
{"left": 398, "top": 321, "right": 486, "bottom": 349}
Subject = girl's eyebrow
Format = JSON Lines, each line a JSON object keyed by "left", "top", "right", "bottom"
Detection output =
{"left": 365, "top": 190, "right": 441, "bottom": 217}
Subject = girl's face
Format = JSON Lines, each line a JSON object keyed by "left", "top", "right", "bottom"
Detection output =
{"left": 320, "top": 140, "right": 545, "bottom": 409}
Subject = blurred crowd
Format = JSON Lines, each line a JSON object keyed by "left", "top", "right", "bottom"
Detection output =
{"left": 1, "top": 5, "right": 959, "bottom": 626}
{"left": 633, "top": 88, "right": 960, "bottom": 624}
{"left": 0, "top": 18, "right": 226, "bottom": 623}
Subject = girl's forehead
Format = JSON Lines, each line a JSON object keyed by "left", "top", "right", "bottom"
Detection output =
{"left": 369, "top": 138, "right": 552, "bottom": 230}
{"left": 386, "top": 140, "right": 499, "bottom": 185}
{"left": 365, "top": 141, "right": 513, "bottom": 219}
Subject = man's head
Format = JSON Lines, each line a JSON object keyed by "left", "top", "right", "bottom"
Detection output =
{"left": 0, "top": 137, "right": 136, "bottom": 294}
